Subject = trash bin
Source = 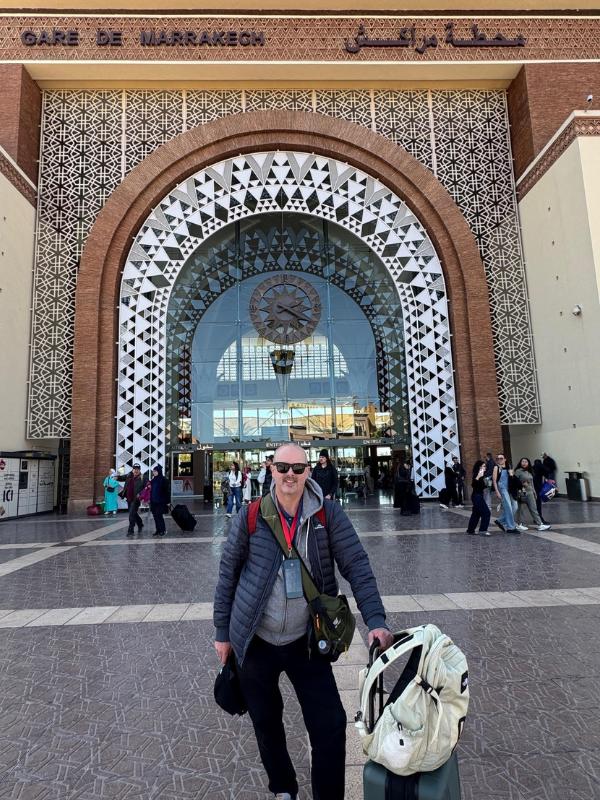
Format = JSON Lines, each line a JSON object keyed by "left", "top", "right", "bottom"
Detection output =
{"left": 565, "top": 472, "right": 589, "bottom": 502}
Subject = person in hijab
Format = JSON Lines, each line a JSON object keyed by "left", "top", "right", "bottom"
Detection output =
{"left": 103, "top": 468, "right": 119, "bottom": 515}
{"left": 150, "top": 465, "right": 170, "bottom": 537}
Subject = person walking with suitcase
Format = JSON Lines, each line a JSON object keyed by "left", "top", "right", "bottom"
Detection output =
{"left": 214, "top": 442, "right": 393, "bottom": 800}
{"left": 514, "top": 458, "right": 551, "bottom": 532}
{"left": 150, "top": 465, "right": 170, "bottom": 537}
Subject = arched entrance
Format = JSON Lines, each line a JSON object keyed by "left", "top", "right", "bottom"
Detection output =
{"left": 117, "top": 153, "right": 458, "bottom": 496}
{"left": 70, "top": 112, "right": 502, "bottom": 510}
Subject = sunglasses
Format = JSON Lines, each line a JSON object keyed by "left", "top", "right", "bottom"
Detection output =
{"left": 274, "top": 462, "right": 308, "bottom": 475}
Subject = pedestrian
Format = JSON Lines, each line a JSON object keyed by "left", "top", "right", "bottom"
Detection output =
{"left": 542, "top": 452, "right": 557, "bottom": 482}
{"left": 103, "top": 468, "right": 119, "bottom": 515}
{"left": 259, "top": 455, "right": 274, "bottom": 497}
{"left": 492, "top": 454, "right": 518, "bottom": 534}
{"left": 119, "top": 463, "right": 145, "bottom": 537}
{"left": 150, "top": 465, "right": 170, "bottom": 537}
{"left": 220, "top": 471, "right": 230, "bottom": 509}
{"left": 363, "top": 462, "right": 374, "bottom": 495}
{"left": 441, "top": 462, "right": 459, "bottom": 509}
{"left": 226, "top": 461, "right": 243, "bottom": 518}
{"left": 483, "top": 451, "right": 496, "bottom": 507}
{"left": 515, "top": 458, "right": 551, "bottom": 532}
{"left": 452, "top": 456, "right": 466, "bottom": 506}
{"left": 213, "top": 443, "right": 393, "bottom": 800}
{"left": 466, "top": 460, "right": 491, "bottom": 536}
{"left": 311, "top": 449, "right": 339, "bottom": 500}
{"left": 393, "top": 461, "right": 411, "bottom": 514}
{"left": 532, "top": 458, "right": 547, "bottom": 523}
{"left": 242, "top": 462, "right": 253, "bottom": 504}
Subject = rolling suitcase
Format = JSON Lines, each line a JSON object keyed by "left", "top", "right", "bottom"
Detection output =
{"left": 361, "top": 638, "right": 462, "bottom": 800}
{"left": 363, "top": 752, "right": 461, "bottom": 800}
{"left": 171, "top": 503, "right": 197, "bottom": 532}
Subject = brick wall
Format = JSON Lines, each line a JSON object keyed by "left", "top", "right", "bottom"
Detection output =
{"left": 0, "top": 65, "right": 41, "bottom": 184}
{"left": 508, "top": 63, "right": 600, "bottom": 178}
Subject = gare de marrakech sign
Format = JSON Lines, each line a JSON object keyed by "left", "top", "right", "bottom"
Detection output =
{"left": 18, "top": 20, "right": 525, "bottom": 55}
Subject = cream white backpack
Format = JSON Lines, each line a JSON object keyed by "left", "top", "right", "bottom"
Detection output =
{"left": 355, "top": 624, "right": 469, "bottom": 775}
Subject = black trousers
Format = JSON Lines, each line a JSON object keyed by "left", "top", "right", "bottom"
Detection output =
{"left": 237, "top": 635, "right": 346, "bottom": 800}
{"left": 467, "top": 492, "right": 491, "bottom": 532}
{"left": 127, "top": 499, "right": 143, "bottom": 532}
{"left": 150, "top": 502, "right": 165, "bottom": 533}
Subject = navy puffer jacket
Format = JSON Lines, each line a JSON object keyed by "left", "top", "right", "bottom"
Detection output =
{"left": 213, "top": 488, "right": 387, "bottom": 665}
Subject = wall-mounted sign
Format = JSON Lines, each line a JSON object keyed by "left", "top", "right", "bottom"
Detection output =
{"left": 345, "top": 21, "right": 526, "bottom": 55}
{"left": 20, "top": 28, "right": 265, "bottom": 48}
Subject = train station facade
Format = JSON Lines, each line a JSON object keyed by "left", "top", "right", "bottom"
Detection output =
{"left": 1, "top": 2, "right": 599, "bottom": 513}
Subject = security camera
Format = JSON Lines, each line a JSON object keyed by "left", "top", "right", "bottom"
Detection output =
{"left": 572, "top": 304, "right": 582, "bottom": 316}
{"left": 587, "top": 94, "right": 594, "bottom": 104}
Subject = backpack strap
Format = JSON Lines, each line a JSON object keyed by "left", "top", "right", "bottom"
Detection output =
{"left": 315, "top": 506, "right": 326, "bottom": 527}
{"left": 247, "top": 497, "right": 262, "bottom": 535}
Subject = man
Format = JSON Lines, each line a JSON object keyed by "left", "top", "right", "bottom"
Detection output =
{"left": 452, "top": 455, "right": 466, "bottom": 507}
{"left": 259, "top": 454, "right": 274, "bottom": 497}
{"left": 542, "top": 451, "right": 557, "bottom": 482}
{"left": 119, "top": 463, "right": 145, "bottom": 537}
{"left": 310, "top": 449, "right": 338, "bottom": 500}
{"left": 483, "top": 451, "right": 496, "bottom": 508}
{"left": 214, "top": 443, "right": 393, "bottom": 800}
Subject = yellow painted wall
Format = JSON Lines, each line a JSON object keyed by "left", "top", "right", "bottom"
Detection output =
{"left": 512, "top": 137, "right": 600, "bottom": 497}
{"left": 0, "top": 171, "right": 56, "bottom": 458}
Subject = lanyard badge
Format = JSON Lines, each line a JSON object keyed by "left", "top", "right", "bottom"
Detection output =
{"left": 279, "top": 506, "right": 304, "bottom": 599}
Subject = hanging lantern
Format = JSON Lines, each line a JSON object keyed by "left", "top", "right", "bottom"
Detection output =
{"left": 270, "top": 348, "right": 295, "bottom": 399}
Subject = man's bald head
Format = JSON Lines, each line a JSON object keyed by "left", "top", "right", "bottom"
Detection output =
{"left": 273, "top": 443, "right": 308, "bottom": 464}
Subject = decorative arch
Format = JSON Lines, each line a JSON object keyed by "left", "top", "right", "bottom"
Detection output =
{"left": 70, "top": 111, "right": 502, "bottom": 509}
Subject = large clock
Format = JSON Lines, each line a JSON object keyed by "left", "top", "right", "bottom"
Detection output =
{"left": 249, "top": 275, "right": 322, "bottom": 345}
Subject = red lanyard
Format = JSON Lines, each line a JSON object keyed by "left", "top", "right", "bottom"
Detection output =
{"left": 278, "top": 509, "right": 300, "bottom": 554}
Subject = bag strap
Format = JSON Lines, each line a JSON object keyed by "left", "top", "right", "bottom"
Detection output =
{"left": 260, "top": 495, "right": 321, "bottom": 603}
{"left": 247, "top": 498, "right": 261, "bottom": 535}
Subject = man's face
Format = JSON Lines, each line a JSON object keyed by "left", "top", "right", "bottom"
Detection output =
{"left": 133, "top": 468, "right": 140, "bottom": 478}
{"left": 272, "top": 445, "right": 309, "bottom": 501}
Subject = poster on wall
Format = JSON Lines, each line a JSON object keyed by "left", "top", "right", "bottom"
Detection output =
{"left": 0, "top": 458, "right": 19, "bottom": 519}
{"left": 172, "top": 478, "right": 194, "bottom": 496}
{"left": 37, "top": 460, "right": 55, "bottom": 513}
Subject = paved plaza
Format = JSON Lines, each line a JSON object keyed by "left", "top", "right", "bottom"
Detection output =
{"left": 1, "top": 497, "right": 600, "bottom": 799}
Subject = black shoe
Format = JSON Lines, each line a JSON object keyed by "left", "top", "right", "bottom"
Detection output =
{"left": 506, "top": 528, "right": 520, "bottom": 534}
{"left": 494, "top": 520, "right": 505, "bottom": 532}
{"left": 127, "top": 531, "right": 134, "bottom": 537}
{"left": 158, "top": 531, "right": 166, "bottom": 536}
{"left": 467, "top": 530, "right": 477, "bottom": 535}
{"left": 152, "top": 532, "right": 160, "bottom": 537}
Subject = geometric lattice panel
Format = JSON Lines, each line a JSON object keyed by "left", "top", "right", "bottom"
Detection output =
{"left": 431, "top": 91, "right": 539, "bottom": 422}
{"left": 28, "top": 89, "right": 540, "bottom": 441}
{"left": 118, "top": 152, "right": 459, "bottom": 497}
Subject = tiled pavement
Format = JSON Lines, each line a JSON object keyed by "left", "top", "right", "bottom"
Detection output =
{"left": 1, "top": 499, "right": 600, "bottom": 798}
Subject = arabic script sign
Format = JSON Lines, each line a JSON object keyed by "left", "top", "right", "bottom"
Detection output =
{"left": 345, "top": 22, "right": 526, "bottom": 55}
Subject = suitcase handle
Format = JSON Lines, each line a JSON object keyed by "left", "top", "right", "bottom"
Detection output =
{"left": 367, "top": 637, "right": 385, "bottom": 731}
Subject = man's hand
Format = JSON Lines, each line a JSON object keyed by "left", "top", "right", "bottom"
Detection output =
{"left": 368, "top": 628, "right": 394, "bottom": 652}
{"left": 215, "top": 641, "right": 232, "bottom": 665}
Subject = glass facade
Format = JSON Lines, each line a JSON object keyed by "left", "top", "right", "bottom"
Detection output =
{"left": 165, "top": 212, "right": 409, "bottom": 448}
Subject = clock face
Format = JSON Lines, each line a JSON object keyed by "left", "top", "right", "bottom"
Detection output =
{"left": 249, "top": 275, "right": 322, "bottom": 345}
